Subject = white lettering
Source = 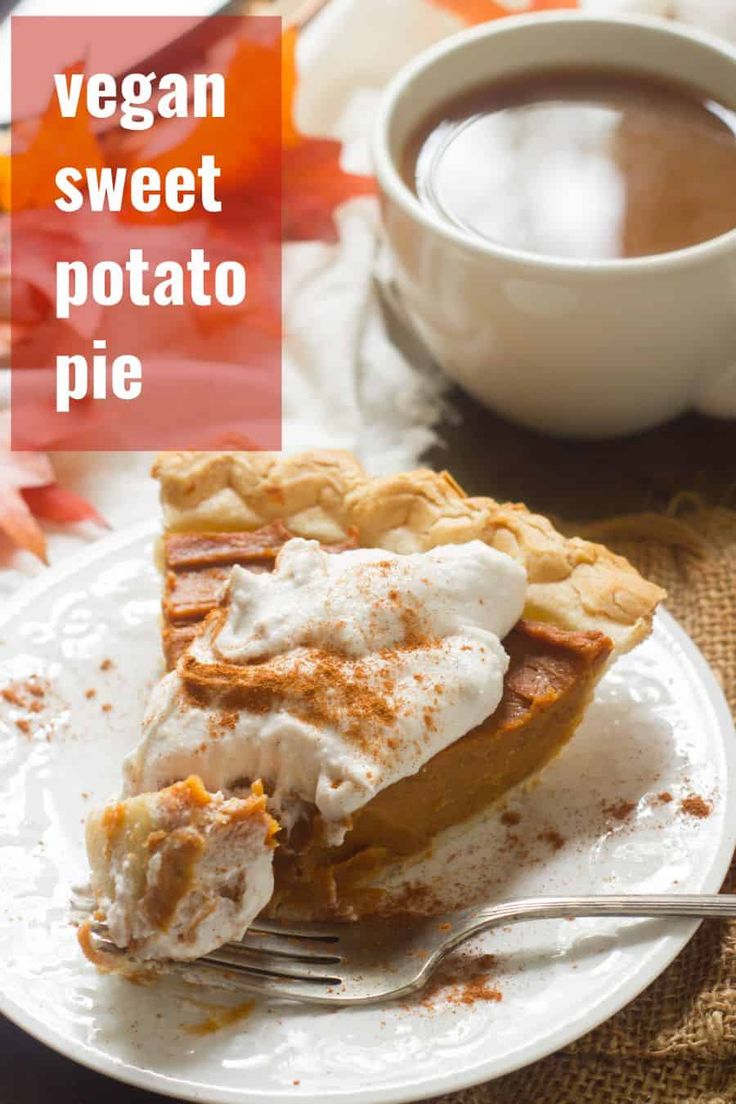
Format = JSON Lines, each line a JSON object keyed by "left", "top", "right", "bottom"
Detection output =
{"left": 53, "top": 72, "right": 84, "bottom": 117}
{"left": 53, "top": 71, "right": 226, "bottom": 130}
{"left": 54, "top": 156, "right": 220, "bottom": 214}
{"left": 56, "top": 260, "right": 87, "bottom": 320}
{"left": 55, "top": 341, "right": 143, "bottom": 411}
{"left": 54, "top": 167, "right": 84, "bottom": 212}
{"left": 55, "top": 250, "right": 246, "bottom": 318}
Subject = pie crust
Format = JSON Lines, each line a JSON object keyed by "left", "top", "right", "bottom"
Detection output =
{"left": 152, "top": 449, "right": 665, "bottom": 654}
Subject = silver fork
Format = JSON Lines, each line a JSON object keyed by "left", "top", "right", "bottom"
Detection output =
{"left": 80, "top": 894, "right": 736, "bottom": 1006}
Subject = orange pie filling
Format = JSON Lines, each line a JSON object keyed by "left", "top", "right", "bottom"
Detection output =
{"left": 148, "top": 524, "right": 613, "bottom": 920}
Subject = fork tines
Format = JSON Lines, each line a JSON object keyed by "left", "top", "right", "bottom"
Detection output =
{"left": 79, "top": 915, "right": 348, "bottom": 1003}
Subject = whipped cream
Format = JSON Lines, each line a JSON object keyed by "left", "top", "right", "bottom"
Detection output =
{"left": 86, "top": 779, "right": 276, "bottom": 961}
{"left": 124, "top": 539, "right": 526, "bottom": 842}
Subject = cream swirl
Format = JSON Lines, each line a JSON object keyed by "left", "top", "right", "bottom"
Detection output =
{"left": 124, "top": 539, "right": 526, "bottom": 842}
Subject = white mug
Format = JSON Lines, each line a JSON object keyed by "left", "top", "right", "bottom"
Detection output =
{"left": 372, "top": 13, "right": 736, "bottom": 439}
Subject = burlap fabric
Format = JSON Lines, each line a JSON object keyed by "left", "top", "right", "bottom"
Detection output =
{"left": 437, "top": 505, "right": 736, "bottom": 1104}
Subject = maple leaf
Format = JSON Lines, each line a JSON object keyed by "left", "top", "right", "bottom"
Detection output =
{"left": 0, "top": 413, "right": 107, "bottom": 561}
{"left": 281, "top": 24, "right": 374, "bottom": 241}
{"left": 2, "top": 63, "right": 104, "bottom": 212}
{"left": 1, "top": 18, "right": 374, "bottom": 459}
{"left": 123, "top": 23, "right": 374, "bottom": 238}
{"left": 0, "top": 427, "right": 53, "bottom": 562}
{"left": 6, "top": 209, "right": 106, "bottom": 340}
{"left": 21, "top": 485, "right": 108, "bottom": 528}
{"left": 429, "top": 0, "right": 576, "bottom": 22}
{"left": 284, "top": 139, "right": 375, "bottom": 242}
{"left": 281, "top": 26, "right": 301, "bottom": 150}
{"left": 123, "top": 31, "right": 282, "bottom": 213}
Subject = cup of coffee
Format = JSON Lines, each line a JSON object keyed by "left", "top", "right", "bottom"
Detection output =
{"left": 372, "top": 13, "right": 736, "bottom": 439}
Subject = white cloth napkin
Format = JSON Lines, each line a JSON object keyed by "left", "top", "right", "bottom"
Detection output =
{"left": 1, "top": 0, "right": 734, "bottom": 589}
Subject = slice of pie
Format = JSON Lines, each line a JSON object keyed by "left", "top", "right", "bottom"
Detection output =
{"left": 81, "top": 450, "right": 664, "bottom": 962}
{"left": 146, "top": 451, "right": 663, "bottom": 918}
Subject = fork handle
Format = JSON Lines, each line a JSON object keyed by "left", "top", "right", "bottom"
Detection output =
{"left": 449, "top": 894, "right": 736, "bottom": 949}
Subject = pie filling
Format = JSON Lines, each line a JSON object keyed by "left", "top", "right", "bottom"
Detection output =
{"left": 82, "top": 522, "right": 614, "bottom": 961}
{"left": 129, "top": 537, "right": 527, "bottom": 837}
{"left": 269, "top": 619, "right": 612, "bottom": 917}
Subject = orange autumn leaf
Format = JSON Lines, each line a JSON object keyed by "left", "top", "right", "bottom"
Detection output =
{"left": 430, "top": 0, "right": 517, "bottom": 18}
{"left": 125, "top": 29, "right": 284, "bottom": 207}
{"left": 284, "top": 139, "right": 375, "bottom": 241}
{"left": 2, "top": 20, "right": 373, "bottom": 461}
{"left": 0, "top": 158, "right": 9, "bottom": 212}
{"left": 0, "top": 431, "right": 53, "bottom": 561}
{"left": 281, "top": 25, "right": 374, "bottom": 239}
{"left": 2, "top": 63, "right": 104, "bottom": 212}
{"left": 2, "top": 25, "right": 373, "bottom": 241}
{"left": 281, "top": 25, "right": 300, "bottom": 149}
{"left": 0, "top": 413, "right": 106, "bottom": 561}
{"left": 21, "top": 484, "right": 108, "bottom": 528}
{"left": 429, "top": 0, "right": 576, "bottom": 22}
{"left": 126, "top": 24, "right": 373, "bottom": 237}
{"left": 0, "top": 483, "right": 47, "bottom": 563}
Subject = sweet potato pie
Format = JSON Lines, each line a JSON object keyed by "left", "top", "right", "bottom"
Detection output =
{"left": 80, "top": 450, "right": 664, "bottom": 964}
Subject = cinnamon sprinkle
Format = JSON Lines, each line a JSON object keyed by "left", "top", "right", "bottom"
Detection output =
{"left": 447, "top": 978, "right": 503, "bottom": 1007}
{"left": 184, "top": 1000, "right": 255, "bottom": 1036}
{"left": 680, "top": 794, "right": 712, "bottom": 819}
{"left": 1, "top": 678, "right": 50, "bottom": 736}
{"left": 182, "top": 637, "right": 451, "bottom": 758}
{"left": 537, "top": 828, "right": 565, "bottom": 851}
{"left": 603, "top": 799, "right": 637, "bottom": 822}
{"left": 417, "top": 953, "right": 502, "bottom": 1010}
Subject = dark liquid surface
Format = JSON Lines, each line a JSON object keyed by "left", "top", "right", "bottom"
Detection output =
{"left": 404, "top": 68, "right": 736, "bottom": 260}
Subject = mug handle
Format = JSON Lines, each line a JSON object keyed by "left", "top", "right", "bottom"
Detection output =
{"left": 693, "top": 363, "right": 736, "bottom": 419}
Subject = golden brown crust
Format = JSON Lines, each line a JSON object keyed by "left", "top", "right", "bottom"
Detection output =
{"left": 153, "top": 450, "right": 665, "bottom": 653}
{"left": 151, "top": 450, "right": 364, "bottom": 544}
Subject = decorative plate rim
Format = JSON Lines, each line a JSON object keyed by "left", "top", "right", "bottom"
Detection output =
{"left": 0, "top": 520, "right": 734, "bottom": 1104}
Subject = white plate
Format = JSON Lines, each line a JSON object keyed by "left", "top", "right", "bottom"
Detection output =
{"left": 0, "top": 521, "right": 734, "bottom": 1104}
